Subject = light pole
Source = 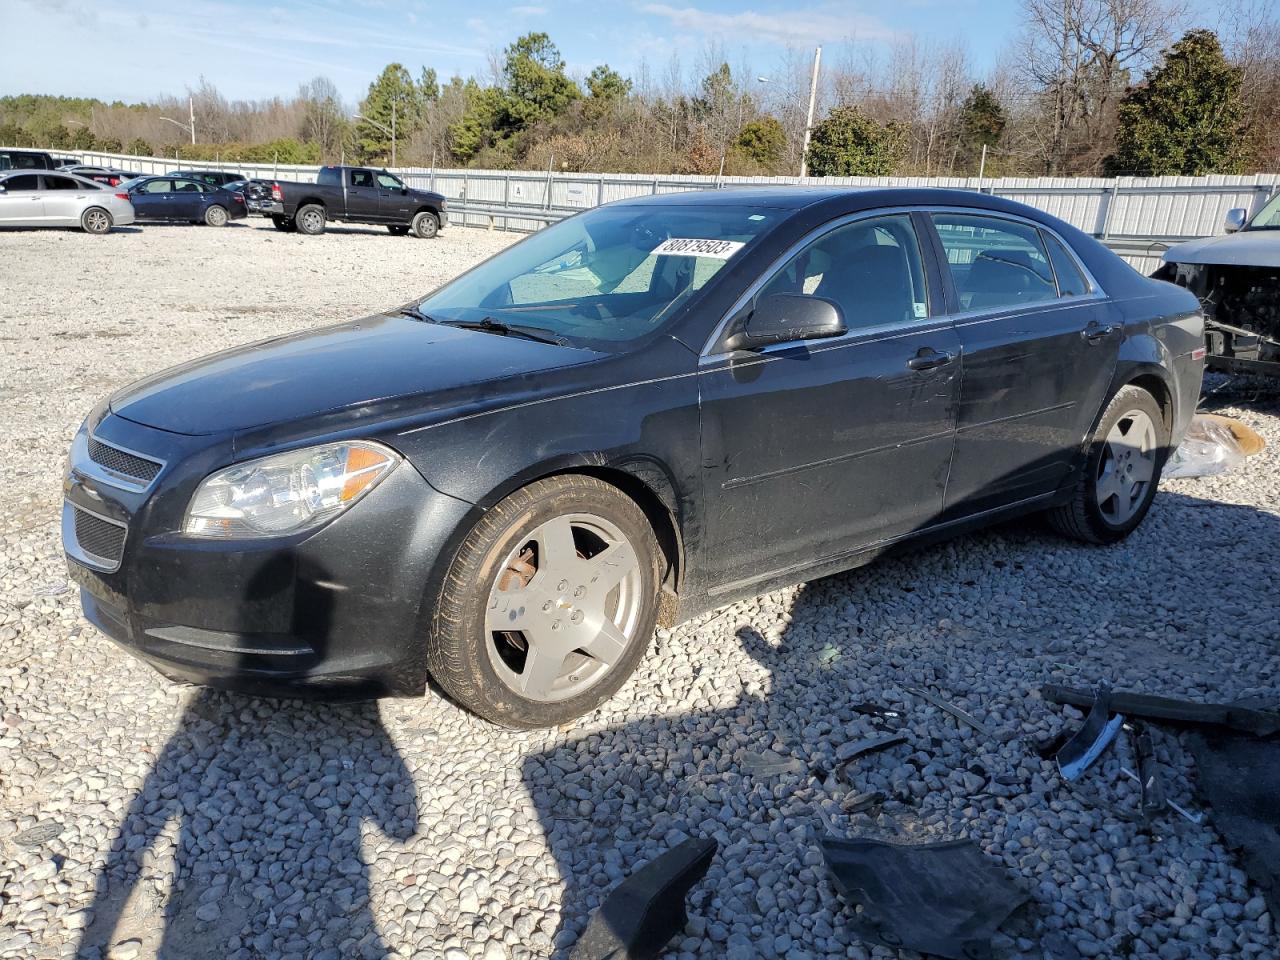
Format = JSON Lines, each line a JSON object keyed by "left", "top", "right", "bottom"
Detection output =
{"left": 800, "top": 46, "right": 822, "bottom": 178}
{"left": 355, "top": 100, "right": 397, "bottom": 168}
{"left": 159, "top": 98, "right": 197, "bottom": 147}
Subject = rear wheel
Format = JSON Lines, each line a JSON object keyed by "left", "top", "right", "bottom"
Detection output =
{"left": 81, "top": 207, "right": 112, "bottom": 234}
{"left": 1048, "top": 385, "right": 1168, "bottom": 544}
{"left": 427, "top": 475, "right": 661, "bottom": 728}
{"left": 411, "top": 211, "right": 438, "bottom": 239}
{"left": 295, "top": 204, "right": 326, "bottom": 235}
{"left": 388, "top": 225, "right": 410, "bottom": 236}
{"left": 204, "top": 205, "right": 228, "bottom": 227}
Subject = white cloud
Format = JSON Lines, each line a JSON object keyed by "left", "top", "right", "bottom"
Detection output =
{"left": 638, "top": 2, "right": 896, "bottom": 45}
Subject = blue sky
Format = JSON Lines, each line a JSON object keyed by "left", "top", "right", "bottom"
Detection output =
{"left": 3, "top": 0, "right": 1231, "bottom": 104}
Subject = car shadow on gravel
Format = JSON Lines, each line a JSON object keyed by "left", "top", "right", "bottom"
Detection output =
{"left": 522, "top": 489, "right": 1280, "bottom": 959}
{"left": 75, "top": 691, "right": 418, "bottom": 960}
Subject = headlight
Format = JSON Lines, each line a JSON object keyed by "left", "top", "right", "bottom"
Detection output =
{"left": 184, "top": 441, "right": 399, "bottom": 539}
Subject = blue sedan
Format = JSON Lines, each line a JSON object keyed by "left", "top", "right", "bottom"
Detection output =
{"left": 124, "top": 175, "right": 247, "bottom": 226}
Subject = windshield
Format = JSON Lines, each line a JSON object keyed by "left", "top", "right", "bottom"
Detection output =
{"left": 417, "top": 204, "right": 775, "bottom": 348}
{"left": 1248, "top": 192, "right": 1280, "bottom": 229}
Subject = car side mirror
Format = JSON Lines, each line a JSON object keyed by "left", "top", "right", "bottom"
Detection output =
{"left": 401, "top": 187, "right": 409, "bottom": 195}
{"left": 1225, "top": 208, "right": 1248, "bottom": 233}
{"left": 724, "top": 293, "right": 847, "bottom": 352}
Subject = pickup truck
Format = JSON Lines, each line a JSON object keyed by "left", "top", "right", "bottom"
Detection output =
{"left": 261, "top": 165, "right": 446, "bottom": 238}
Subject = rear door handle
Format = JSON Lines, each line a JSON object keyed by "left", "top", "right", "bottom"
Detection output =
{"left": 907, "top": 348, "right": 956, "bottom": 371}
{"left": 1081, "top": 322, "right": 1120, "bottom": 342}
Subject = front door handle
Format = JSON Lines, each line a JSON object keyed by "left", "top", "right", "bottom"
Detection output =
{"left": 1081, "top": 322, "right": 1120, "bottom": 342}
{"left": 907, "top": 348, "right": 956, "bottom": 371}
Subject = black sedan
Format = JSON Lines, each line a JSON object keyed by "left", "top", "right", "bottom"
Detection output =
{"left": 63, "top": 188, "right": 1204, "bottom": 727}
{"left": 124, "top": 175, "right": 247, "bottom": 226}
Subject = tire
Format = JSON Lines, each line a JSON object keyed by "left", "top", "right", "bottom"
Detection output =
{"left": 1048, "top": 385, "right": 1169, "bottom": 544}
{"left": 295, "top": 204, "right": 326, "bottom": 235}
{"left": 428, "top": 475, "right": 662, "bottom": 728}
{"left": 388, "top": 225, "right": 410, "bottom": 236}
{"left": 204, "top": 205, "right": 228, "bottom": 227}
{"left": 410, "top": 211, "right": 439, "bottom": 239}
{"left": 81, "top": 207, "right": 112, "bottom": 234}
{"left": 271, "top": 215, "right": 294, "bottom": 232}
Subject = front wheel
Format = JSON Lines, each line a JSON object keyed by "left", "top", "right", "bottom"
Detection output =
{"left": 295, "top": 204, "right": 326, "bottom": 235}
{"left": 410, "top": 211, "right": 438, "bottom": 239}
{"left": 204, "top": 204, "right": 228, "bottom": 227}
{"left": 427, "top": 475, "right": 662, "bottom": 728}
{"left": 81, "top": 207, "right": 112, "bottom": 234}
{"left": 1048, "top": 385, "right": 1169, "bottom": 544}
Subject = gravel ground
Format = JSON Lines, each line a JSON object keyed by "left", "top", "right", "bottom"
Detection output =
{"left": 1, "top": 219, "right": 1279, "bottom": 960}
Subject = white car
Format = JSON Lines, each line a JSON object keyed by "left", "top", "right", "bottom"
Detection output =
{"left": 0, "top": 170, "right": 135, "bottom": 233}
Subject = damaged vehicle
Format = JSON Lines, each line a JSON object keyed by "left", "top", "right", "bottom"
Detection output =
{"left": 1158, "top": 192, "right": 1280, "bottom": 375}
{"left": 63, "top": 188, "right": 1203, "bottom": 728}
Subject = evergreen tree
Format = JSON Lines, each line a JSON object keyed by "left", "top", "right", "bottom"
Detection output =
{"left": 735, "top": 117, "right": 786, "bottom": 168}
{"left": 1107, "top": 30, "right": 1246, "bottom": 176}
{"left": 806, "top": 107, "right": 908, "bottom": 177}
{"left": 957, "top": 84, "right": 1006, "bottom": 173}
{"left": 503, "top": 33, "right": 579, "bottom": 128}
{"left": 357, "top": 63, "right": 422, "bottom": 162}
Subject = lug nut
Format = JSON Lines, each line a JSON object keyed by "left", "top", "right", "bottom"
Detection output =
{"left": 573, "top": 586, "right": 586, "bottom": 599}
{"left": 571, "top": 611, "right": 584, "bottom": 624}
{"left": 557, "top": 580, "right": 569, "bottom": 591}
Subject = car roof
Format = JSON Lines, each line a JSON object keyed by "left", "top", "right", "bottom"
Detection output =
{"left": 608, "top": 186, "right": 1057, "bottom": 220}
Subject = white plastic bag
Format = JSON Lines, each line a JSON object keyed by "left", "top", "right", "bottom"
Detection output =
{"left": 1164, "top": 413, "right": 1264, "bottom": 479}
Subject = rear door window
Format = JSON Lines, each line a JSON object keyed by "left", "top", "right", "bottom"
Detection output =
{"left": 933, "top": 214, "right": 1057, "bottom": 311}
{"left": 350, "top": 169, "right": 374, "bottom": 188}
{"left": 41, "top": 175, "right": 81, "bottom": 190}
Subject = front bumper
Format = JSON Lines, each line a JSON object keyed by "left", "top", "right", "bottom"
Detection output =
{"left": 63, "top": 412, "right": 473, "bottom": 698}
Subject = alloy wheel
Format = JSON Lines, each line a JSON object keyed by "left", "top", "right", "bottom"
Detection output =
{"left": 84, "top": 209, "right": 110, "bottom": 233}
{"left": 1095, "top": 408, "right": 1158, "bottom": 524}
{"left": 485, "top": 513, "right": 643, "bottom": 702}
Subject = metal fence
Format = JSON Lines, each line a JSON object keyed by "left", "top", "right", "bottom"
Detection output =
{"left": 74, "top": 150, "right": 1278, "bottom": 274}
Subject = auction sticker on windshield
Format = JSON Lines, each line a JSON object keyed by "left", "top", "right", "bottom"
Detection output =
{"left": 653, "top": 238, "right": 745, "bottom": 259}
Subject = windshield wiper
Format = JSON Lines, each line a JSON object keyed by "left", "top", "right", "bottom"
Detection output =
{"left": 438, "top": 316, "right": 569, "bottom": 346}
{"left": 398, "top": 305, "right": 435, "bottom": 321}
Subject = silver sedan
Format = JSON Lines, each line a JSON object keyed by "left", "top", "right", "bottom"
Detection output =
{"left": 0, "top": 170, "right": 135, "bottom": 233}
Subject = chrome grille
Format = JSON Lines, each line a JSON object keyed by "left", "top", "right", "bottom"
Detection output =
{"left": 72, "top": 507, "right": 126, "bottom": 565}
{"left": 88, "top": 436, "right": 162, "bottom": 484}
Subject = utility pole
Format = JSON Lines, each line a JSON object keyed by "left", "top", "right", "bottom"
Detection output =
{"left": 391, "top": 99, "right": 397, "bottom": 168}
{"left": 188, "top": 95, "right": 196, "bottom": 145}
{"left": 799, "top": 45, "right": 822, "bottom": 178}
{"left": 978, "top": 143, "right": 988, "bottom": 180}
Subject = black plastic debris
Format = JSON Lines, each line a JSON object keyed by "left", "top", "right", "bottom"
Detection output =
{"left": 569, "top": 837, "right": 717, "bottom": 960}
{"left": 736, "top": 748, "right": 805, "bottom": 777}
{"left": 1189, "top": 732, "right": 1280, "bottom": 916}
{"left": 908, "top": 688, "right": 992, "bottom": 737}
{"left": 1128, "top": 722, "right": 1167, "bottom": 820}
{"left": 1042, "top": 685, "right": 1280, "bottom": 738}
{"left": 821, "top": 836, "right": 1028, "bottom": 960}
{"left": 1054, "top": 690, "right": 1124, "bottom": 782}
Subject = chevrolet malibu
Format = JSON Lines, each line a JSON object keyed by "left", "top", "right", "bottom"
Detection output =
{"left": 64, "top": 188, "right": 1205, "bottom": 727}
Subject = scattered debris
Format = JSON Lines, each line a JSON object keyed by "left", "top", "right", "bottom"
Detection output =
{"left": 569, "top": 837, "right": 717, "bottom": 960}
{"left": 817, "top": 645, "right": 841, "bottom": 667}
{"left": 736, "top": 748, "right": 805, "bottom": 777}
{"left": 850, "top": 703, "right": 904, "bottom": 721}
{"left": 1042, "top": 685, "right": 1280, "bottom": 737}
{"left": 12, "top": 821, "right": 62, "bottom": 848}
{"left": 1189, "top": 731, "right": 1280, "bottom": 916}
{"left": 835, "top": 733, "right": 908, "bottom": 763}
{"left": 1118, "top": 768, "right": 1203, "bottom": 825}
{"left": 1127, "top": 722, "right": 1167, "bottom": 820}
{"left": 821, "top": 836, "right": 1028, "bottom": 960}
{"left": 1054, "top": 689, "right": 1124, "bottom": 781}
{"left": 906, "top": 687, "right": 992, "bottom": 737}
{"left": 1164, "top": 413, "right": 1265, "bottom": 478}
{"left": 843, "top": 790, "right": 886, "bottom": 814}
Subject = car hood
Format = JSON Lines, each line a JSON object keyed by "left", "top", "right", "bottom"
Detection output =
{"left": 109, "top": 313, "right": 604, "bottom": 436}
{"left": 1163, "top": 231, "right": 1280, "bottom": 267}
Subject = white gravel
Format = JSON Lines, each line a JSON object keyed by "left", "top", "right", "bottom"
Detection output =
{"left": 1, "top": 219, "right": 1279, "bottom": 960}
